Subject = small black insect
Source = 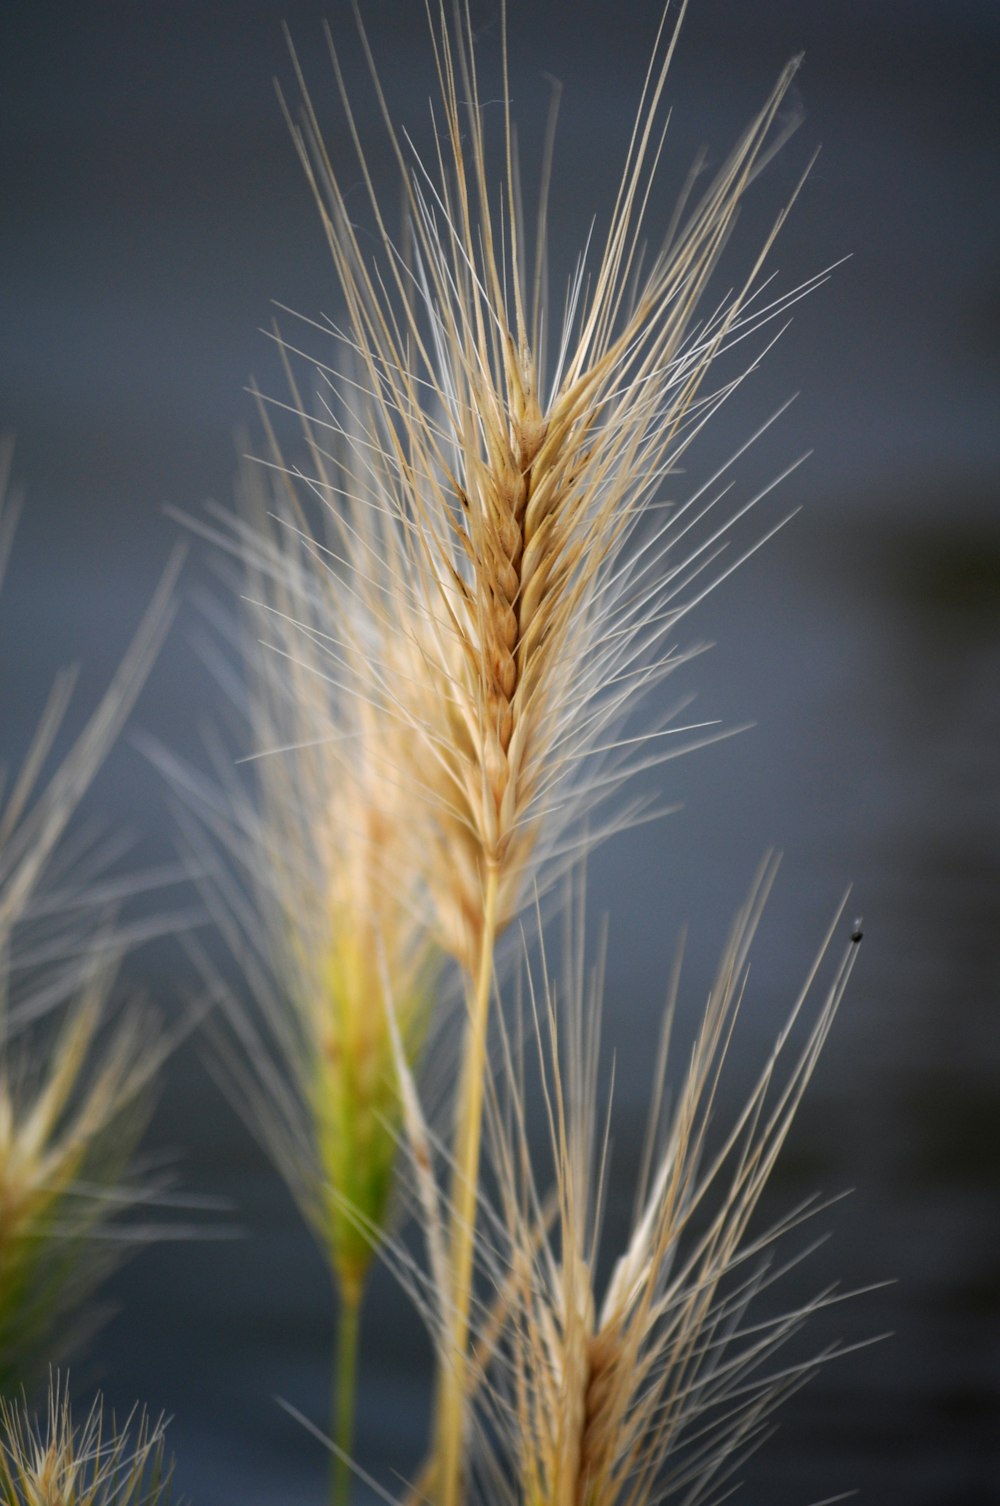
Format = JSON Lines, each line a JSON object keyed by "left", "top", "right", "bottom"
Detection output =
{"left": 850, "top": 916, "right": 864, "bottom": 944}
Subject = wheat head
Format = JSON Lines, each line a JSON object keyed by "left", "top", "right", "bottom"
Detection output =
{"left": 162, "top": 452, "right": 443, "bottom": 1309}
{"left": 236, "top": 0, "right": 833, "bottom": 1494}
{"left": 0, "top": 1375, "right": 174, "bottom": 1506}
{"left": 269, "top": 0, "right": 819, "bottom": 973}
{"left": 472, "top": 861, "right": 864, "bottom": 1505}
{"left": 0, "top": 449, "right": 179, "bottom": 1391}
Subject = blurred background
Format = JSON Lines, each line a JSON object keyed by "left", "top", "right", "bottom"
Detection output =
{"left": 2, "top": 1, "right": 998, "bottom": 1501}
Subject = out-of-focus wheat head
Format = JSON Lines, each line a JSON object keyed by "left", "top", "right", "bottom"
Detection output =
{"left": 0, "top": 962, "right": 156, "bottom": 1394}
{"left": 0, "top": 1374, "right": 174, "bottom": 1505}
{"left": 172, "top": 457, "right": 439, "bottom": 1303}
{"left": 454, "top": 859, "right": 864, "bottom": 1505}
{"left": 272, "top": 0, "right": 822, "bottom": 971}
{"left": 0, "top": 446, "right": 177, "bottom": 1391}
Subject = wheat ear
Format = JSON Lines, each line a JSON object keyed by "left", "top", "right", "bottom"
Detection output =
{"left": 0, "top": 452, "right": 182, "bottom": 1388}
{"left": 157, "top": 444, "right": 446, "bottom": 1503}
{"left": 270, "top": 0, "right": 819, "bottom": 1491}
{"left": 473, "top": 862, "right": 865, "bottom": 1506}
{"left": 0, "top": 1375, "right": 174, "bottom": 1505}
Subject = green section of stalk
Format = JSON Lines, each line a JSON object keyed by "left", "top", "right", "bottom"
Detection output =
{"left": 436, "top": 863, "right": 500, "bottom": 1506}
{"left": 332, "top": 1277, "right": 362, "bottom": 1506}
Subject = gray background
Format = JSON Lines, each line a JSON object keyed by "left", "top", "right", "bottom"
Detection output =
{"left": 2, "top": 1, "right": 998, "bottom": 1501}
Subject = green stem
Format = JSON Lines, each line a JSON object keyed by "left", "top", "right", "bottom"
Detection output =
{"left": 332, "top": 1277, "right": 363, "bottom": 1506}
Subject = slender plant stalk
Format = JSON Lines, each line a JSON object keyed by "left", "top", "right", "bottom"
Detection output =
{"left": 437, "top": 862, "right": 500, "bottom": 1506}
{"left": 332, "top": 1277, "right": 362, "bottom": 1506}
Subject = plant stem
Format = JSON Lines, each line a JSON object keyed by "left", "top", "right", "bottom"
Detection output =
{"left": 332, "top": 1277, "right": 363, "bottom": 1506}
{"left": 436, "top": 861, "right": 500, "bottom": 1506}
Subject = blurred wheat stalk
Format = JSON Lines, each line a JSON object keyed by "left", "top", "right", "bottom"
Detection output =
{"left": 0, "top": 443, "right": 180, "bottom": 1393}
{"left": 156, "top": 459, "right": 444, "bottom": 1502}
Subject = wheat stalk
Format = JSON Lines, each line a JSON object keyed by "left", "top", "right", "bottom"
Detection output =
{"left": 265, "top": 1, "right": 823, "bottom": 1493}
{"left": 155, "top": 445, "right": 450, "bottom": 1501}
{"left": 279, "top": 4, "right": 815, "bottom": 967}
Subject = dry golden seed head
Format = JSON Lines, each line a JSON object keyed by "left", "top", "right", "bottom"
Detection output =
{"left": 514, "top": 1252, "right": 637, "bottom": 1505}
{"left": 273, "top": 9, "right": 814, "bottom": 980}
{"left": 479, "top": 863, "right": 862, "bottom": 1505}
{"left": 0, "top": 1380, "right": 174, "bottom": 1506}
{"left": 0, "top": 981, "right": 158, "bottom": 1392}
{"left": 0, "top": 471, "right": 180, "bottom": 1388}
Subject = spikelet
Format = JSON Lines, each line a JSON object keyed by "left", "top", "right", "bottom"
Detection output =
{"left": 465, "top": 860, "right": 864, "bottom": 1505}
{"left": 270, "top": 0, "right": 820, "bottom": 971}
{"left": 0, "top": 448, "right": 178, "bottom": 1390}
{"left": 0, "top": 1375, "right": 174, "bottom": 1505}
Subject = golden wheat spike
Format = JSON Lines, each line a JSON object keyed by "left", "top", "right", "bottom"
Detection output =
{"left": 466, "top": 865, "right": 864, "bottom": 1506}
{"left": 273, "top": 4, "right": 815, "bottom": 973}
{"left": 249, "top": 1, "right": 827, "bottom": 1495}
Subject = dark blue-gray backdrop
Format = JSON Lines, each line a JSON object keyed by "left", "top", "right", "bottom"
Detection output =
{"left": 2, "top": 2, "right": 998, "bottom": 1502}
